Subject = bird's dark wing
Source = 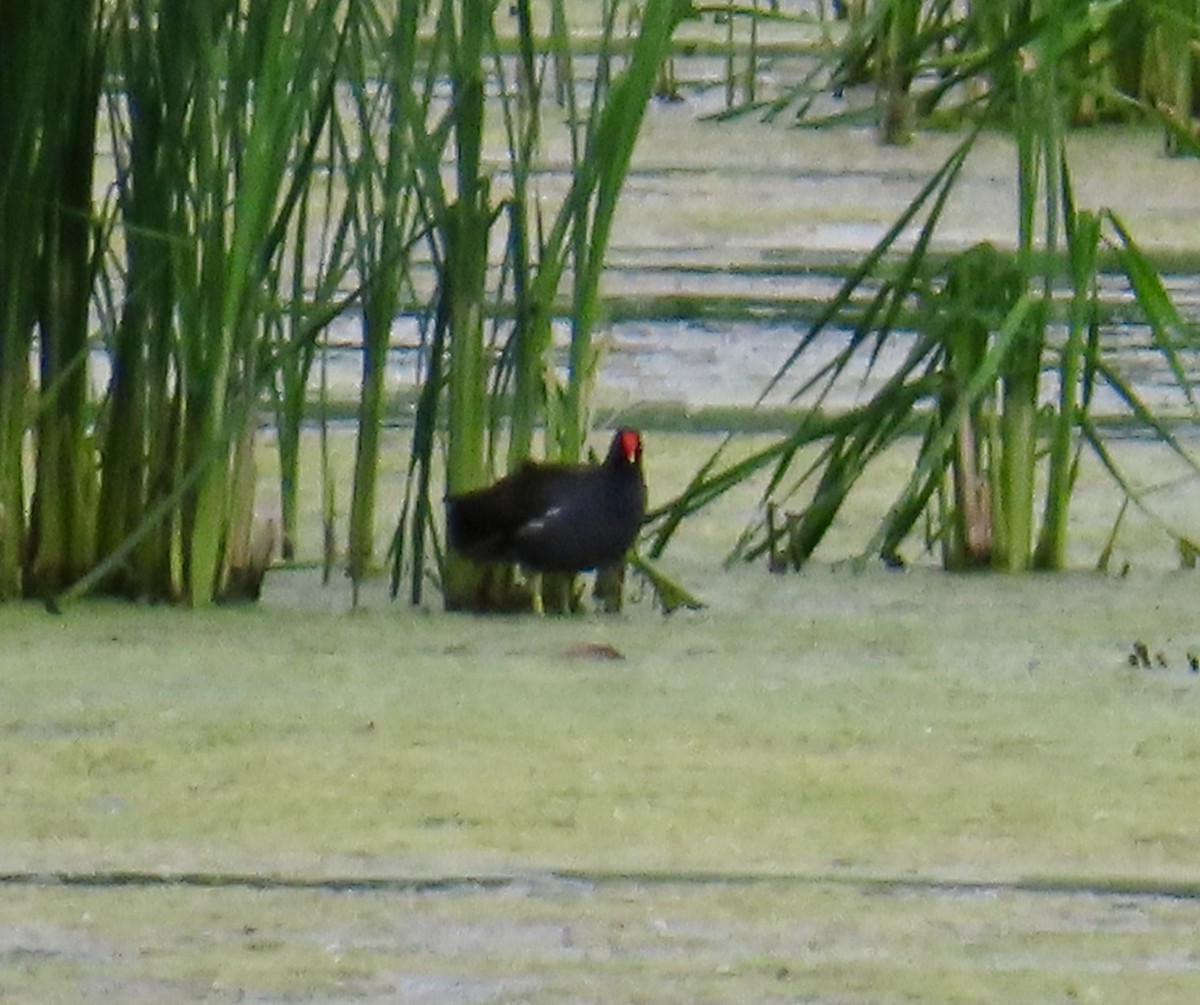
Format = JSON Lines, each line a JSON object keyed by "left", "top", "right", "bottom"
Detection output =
{"left": 446, "top": 482, "right": 519, "bottom": 560}
{"left": 445, "top": 463, "right": 576, "bottom": 561}
{"left": 446, "top": 451, "right": 642, "bottom": 573}
{"left": 511, "top": 470, "right": 634, "bottom": 571}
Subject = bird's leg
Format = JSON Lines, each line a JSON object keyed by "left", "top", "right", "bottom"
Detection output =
{"left": 540, "top": 572, "right": 576, "bottom": 614}
{"left": 530, "top": 572, "right": 544, "bottom": 615}
{"left": 593, "top": 562, "right": 625, "bottom": 612}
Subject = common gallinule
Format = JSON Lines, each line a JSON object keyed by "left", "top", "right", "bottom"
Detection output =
{"left": 446, "top": 428, "right": 646, "bottom": 575}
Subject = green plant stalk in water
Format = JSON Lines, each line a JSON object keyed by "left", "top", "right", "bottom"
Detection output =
{"left": 23, "top": 0, "right": 104, "bottom": 597}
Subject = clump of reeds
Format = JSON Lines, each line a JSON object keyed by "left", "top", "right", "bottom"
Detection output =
{"left": 650, "top": 2, "right": 1200, "bottom": 573}
{"left": 1, "top": 0, "right": 687, "bottom": 611}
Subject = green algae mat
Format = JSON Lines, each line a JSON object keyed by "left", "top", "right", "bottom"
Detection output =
{"left": 3, "top": 555, "right": 1200, "bottom": 1002}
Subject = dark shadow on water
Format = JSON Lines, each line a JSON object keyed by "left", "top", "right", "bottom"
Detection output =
{"left": 5, "top": 866, "right": 1200, "bottom": 904}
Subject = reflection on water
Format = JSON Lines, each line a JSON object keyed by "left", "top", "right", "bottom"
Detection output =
{"left": 82, "top": 270, "right": 1200, "bottom": 423}
{"left": 301, "top": 267, "right": 1200, "bottom": 421}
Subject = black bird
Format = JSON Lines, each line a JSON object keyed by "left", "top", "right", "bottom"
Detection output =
{"left": 446, "top": 428, "right": 646, "bottom": 573}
